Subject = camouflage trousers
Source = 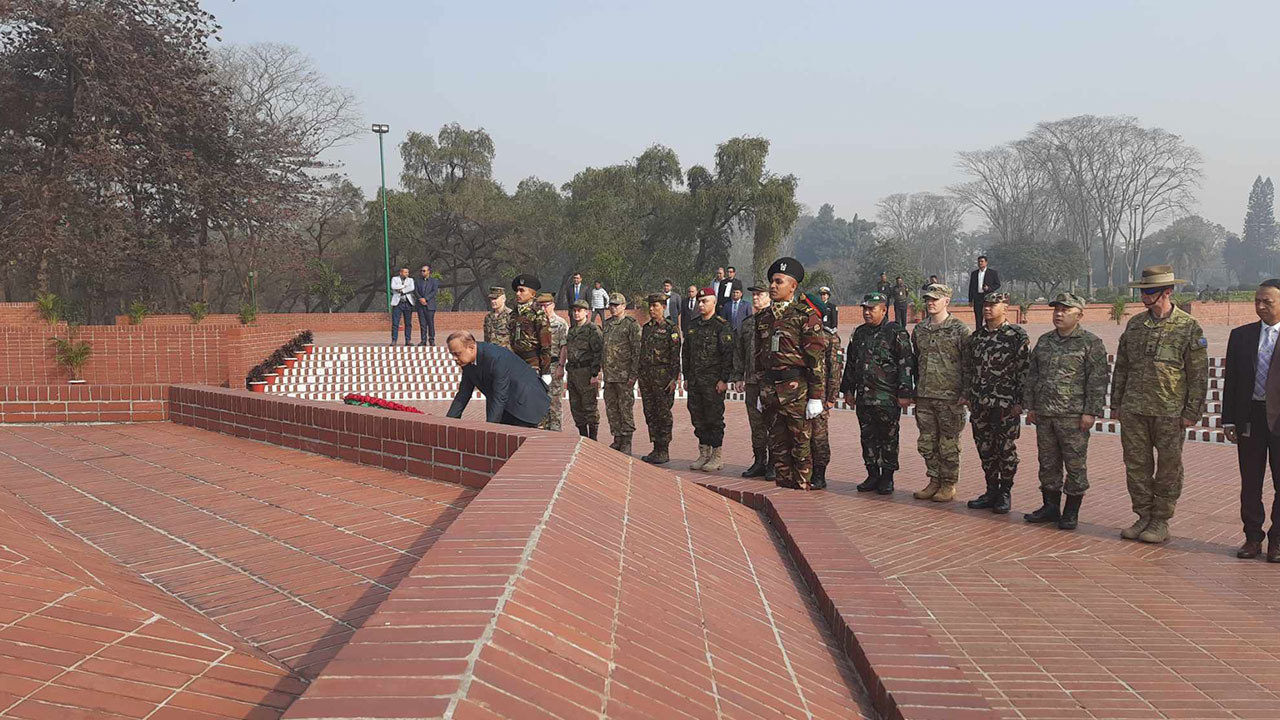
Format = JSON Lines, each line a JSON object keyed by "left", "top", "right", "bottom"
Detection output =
{"left": 603, "top": 381, "right": 635, "bottom": 439}
{"left": 1035, "top": 415, "right": 1091, "bottom": 495}
{"left": 970, "top": 406, "right": 1020, "bottom": 488}
{"left": 566, "top": 368, "right": 599, "bottom": 428}
{"left": 855, "top": 404, "right": 901, "bottom": 471}
{"left": 762, "top": 378, "right": 812, "bottom": 487}
{"left": 1119, "top": 412, "right": 1185, "bottom": 522}
{"left": 687, "top": 376, "right": 726, "bottom": 447}
{"left": 744, "top": 383, "right": 769, "bottom": 455}
{"left": 811, "top": 411, "right": 830, "bottom": 466}
{"left": 639, "top": 371, "right": 676, "bottom": 445}
{"left": 540, "top": 371, "right": 565, "bottom": 432}
{"left": 915, "top": 397, "right": 966, "bottom": 482}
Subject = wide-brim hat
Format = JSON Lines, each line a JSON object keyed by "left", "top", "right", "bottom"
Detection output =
{"left": 1127, "top": 265, "right": 1185, "bottom": 289}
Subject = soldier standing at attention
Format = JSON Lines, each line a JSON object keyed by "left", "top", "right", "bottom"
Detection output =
{"left": 601, "top": 292, "right": 641, "bottom": 454}
{"left": 843, "top": 292, "right": 915, "bottom": 495}
{"left": 892, "top": 276, "right": 912, "bottom": 326}
{"left": 911, "top": 283, "right": 971, "bottom": 502}
{"left": 1024, "top": 292, "right": 1109, "bottom": 530}
{"left": 733, "top": 285, "right": 773, "bottom": 478}
{"left": 963, "top": 292, "right": 1030, "bottom": 514}
{"left": 754, "top": 257, "right": 826, "bottom": 490}
{"left": 639, "top": 293, "right": 681, "bottom": 465}
{"left": 508, "top": 275, "right": 553, "bottom": 390}
{"left": 483, "top": 287, "right": 512, "bottom": 350}
{"left": 804, "top": 292, "right": 844, "bottom": 490}
{"left": 538, "top": 292, "right": 569, "bottom": 432}
{"left": 684, "top": 287, "right": 735, "bottom": 472}
{"left": 1112, "top": 265, "right": 1209, "bottom": 543}
{"left": 565, "top": 300, "right": 603, "bottom": 440}
{"left": 876, "top": 271, "right": 892, "bottom": 298}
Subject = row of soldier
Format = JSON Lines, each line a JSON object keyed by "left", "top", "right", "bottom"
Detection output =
{"left": 479, "top": 261, "right": 1207, "bottom": 544}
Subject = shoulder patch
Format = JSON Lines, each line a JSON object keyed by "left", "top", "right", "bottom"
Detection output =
{"left": 1197, "top": 337, "right": 1208, "bottom": 348}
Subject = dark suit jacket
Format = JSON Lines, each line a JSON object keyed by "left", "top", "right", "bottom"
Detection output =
{"left": 559, "top": 281, "right": 588, "bottom": 309}
{"left": 722, "top": 298, "right": 751, "bottom": 331}
{"left": 413, "top": 276, "right": 439, "bottom": 311}
{"left": 446, "top": 343, "right": 551, "bottom": 425}
{"left": 822, "top": 305, "right": 839, "bottom": 331}
{"left": 679, "top": 296, "right": 700, "bottom": 333}
{"left": 968, "top": 267, "right": 1001, "bottom": 304}
{"left": 1223, "top": 321, "right": 1280, "bottom": 433}
{"left": 716, "top": 278, "right": 744, "bottom": 308}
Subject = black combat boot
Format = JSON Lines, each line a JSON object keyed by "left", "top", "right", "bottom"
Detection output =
{"left": 609, "top": 436, "right": 621, "bottom": 451}
{"left": 1057, "top": 494, "right": 1082, "bottom": 530}
{"left": 876, "top": 469, "right": 895, "bottom": 495}
{"left": 967, "top": 481, "right": 998, "bottom": 509}
{"left": 810, "top": 464, "right": 828, "bottom": 490}
{"left": 577, "top": 424, "right": 589, "bottom": 438}
{"left": 642, "top": 441, "right": 669, "bottom": 465}
{"left": 618, "top": 435, "right": 632, "bottom": 455}
{"left": 856, "top": 468, "right": 879, "bottom": 492}
{"left": 1024, "top": 490, "right": 1062, "bottom": 524}
{"left": 992, "top": 482, "right": 1012, "bottom": 514}
{"left": 741, "top": 451, "right": 767, "bottom": 478}
{"left": 587, "top": 425, "right": 598, "bottom": 441}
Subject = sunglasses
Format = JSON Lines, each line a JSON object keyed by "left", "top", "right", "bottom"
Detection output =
{"left": 1139, "top": 287, "right": 1165, "bottom": 296}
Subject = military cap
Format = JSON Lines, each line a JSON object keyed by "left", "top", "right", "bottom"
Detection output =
{"left": 697, "top": 286, "right": 716, "bottom": 299}
{"left": 536, "top": 291, "right": 555, "bottom": 304}
{"left": 570, "top": 299, "right": 591, "bottom": 311}
{"left": 747, "top": 284, "right": 768, "bottom": 293}
{"left": 646, "top": 292, "right": 668, "bottom": 305}
{"left": 1049, "top": 292, "right": 1086, "bottom": 310}
{"left": 511, "top": 274, "right": 541, "bottom": 291}
{"left": 922, "top": 283, "right": 952, "bottom": 299}
{"left": 1128, "top": 264, "right": 1186, "bottom": 289}
{"left": 985, "top": 291, "right": 1010, "bottom": 304}
{"left": 608, "top": 291, "right": 627, "bottom": 306}
{"left": 802, "top": 291, "right": 827, "bottom": 316}
{"left": 767, "top": 257, "right": 804, "bottom": 283}
{"left": 487, "top": 286, "right": 505, "bottom": 299}
{"left": 819, "top": 286, "right": 832, "bottom": 295}
{"left": 860, "top": 292, "right": 888, "bottom": 307}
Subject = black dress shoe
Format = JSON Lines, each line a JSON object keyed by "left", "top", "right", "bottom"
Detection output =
{"left": 1237, "top": 540, "right": 1262, "bottom": 559}
{"left": 1268, "top": 541, "right": 1280, "bottom": 563}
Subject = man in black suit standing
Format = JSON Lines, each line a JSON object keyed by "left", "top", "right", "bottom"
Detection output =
{"left": 414, "top": 264, "right": 439, "bottom": 345}
{"left": 967, "top": 255, "right": 1000, "bottom": 328}
{"left": 716, "top": 266, "right": 744, "bottom": 315}
{"left": 679, "top": 284, "right": 699, "bottom": 335}
{"left": 445, "top": 331, "right": 551, "bottom": 427}
{"left": 559, "top": 272, "right": 588, "bottom": 326}
{"left": 1223, "top": 279, "right": 1280, "bottom": 561}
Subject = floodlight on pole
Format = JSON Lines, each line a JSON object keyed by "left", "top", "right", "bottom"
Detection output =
{"left": 372, "top": 124, "right": 392, "bottom": 311}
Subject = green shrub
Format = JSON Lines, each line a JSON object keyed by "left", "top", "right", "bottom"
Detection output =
{"left": 50, "top": 334, "right": 92, "bottom": 381}
{"left": 189, "top": 301, "right": 208, "bottom": 325}
{"left": 36, "top": 292, "right": 63, "bottom": 325}
{"left": 238, "top": 303, "right": 258, "bottom": 325}
{"left": 127, "top": 299, "right": 150, "bottom": 325}
{"left": 1110, "top": 297, "right": 1127, "bottom": 325}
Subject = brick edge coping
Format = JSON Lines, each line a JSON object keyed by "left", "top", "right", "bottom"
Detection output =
{"left": 698, "top": 478, "right": 1000, "bottom": 720}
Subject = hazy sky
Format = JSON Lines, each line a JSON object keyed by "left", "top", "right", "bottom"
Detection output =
{"left": 205, "top": 0, "right": 1280, "bottom": 231}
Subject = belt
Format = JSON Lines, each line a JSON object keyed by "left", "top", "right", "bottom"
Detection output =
{"left": 763, "top": 368, "right": 802, "bottom": 382}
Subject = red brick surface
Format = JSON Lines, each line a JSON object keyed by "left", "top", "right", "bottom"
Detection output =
{"left": 0, "top": 384, "right": 169, "bottom": 423}
{"left": 115, "top": 311, "right": 488, "bottom": 333}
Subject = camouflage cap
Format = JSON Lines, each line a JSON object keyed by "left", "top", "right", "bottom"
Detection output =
{"left": 608, "top": 292, "right": 627, "bottom": 306}
{"left": 487, "top": 286, "right": 505, "bottom": 299}
{"left": 645, "top": 292, "right": 668, "bottom": 305}
{"left": 922, "top": 283, "right": 952, "bottom": 299}
{"left": 536, "top": 291, "right": 555, "bottom": 304}
{"left": 985, "top": 291, "right": 1010, "bottom": 304}
{"left": 1049, "top": 292, "right": 1086, "bottom": 310}
{"left": 860, "top": 292, "right": 888, "bottom": 307}
{"left": 570, "top": 299, "right": 590, "bottom": 311}
{"left": 747, "top": 284, "right": 768, "bottom": 293}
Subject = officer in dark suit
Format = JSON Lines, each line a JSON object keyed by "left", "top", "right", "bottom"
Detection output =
{"left": 413, "top": 264, "right": 439, "bottom": 345}
{"left": 662, "top": 279, "right": 681, "bottom": 325}
{"left": 679, "top": 285, "right": 700, "bottom": 335}
{"left": 445, "top": 331, "right": 551, "bottom": 427}
{"left": 967, "top": 255, "right": 1001, "bottom": 328}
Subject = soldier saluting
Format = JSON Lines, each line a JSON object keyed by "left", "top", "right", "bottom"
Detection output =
{"left": 963, "top": 291, "right": 1030, "bottom": 514}
{"left": 754, "top": 257, "right": 826, "bottom": 490}
{"left": 639, "top": 292, "right": 681, "bottom": 465}
{"left": 843, "top": 291, "right": 914, "bottom": 495}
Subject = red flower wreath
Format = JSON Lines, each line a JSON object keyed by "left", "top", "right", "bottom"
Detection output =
{"left": 342, "top": 393, "right": 424, "bottom": 414}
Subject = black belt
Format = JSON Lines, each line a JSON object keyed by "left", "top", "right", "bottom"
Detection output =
{"left": 763, "top": 368, "right": 802, "bottom": 382}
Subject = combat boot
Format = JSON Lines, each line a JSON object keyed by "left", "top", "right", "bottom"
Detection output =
{"left": 967, "top": 481, "right": 998, "bottom": 510}
{"left": 587, "top": 424, "right": 598, "bottom": 441}
{"left": 618, "top": 435, "right": 632, "bottom": 456}
{"left": 742, "top": 452, "right": 767, "bottom": 478}
{"left": 876, "top": 470, "right": 895, "bottom": 495}
{"left": 642, "top": 442, "right": 669, "bottom": 465}
{"left": 856, "top": 468, "right": 879, "bottom": 492}
{"left": 1120, "top": 515, "right": 1150, "bottom": 540}
{"left": 992, "top": 483, "right": 1012, "bottom": 514}
{"left": 931, "top": 481, "right": 957, "bottom": 502}
{"left": 1057, "top": 494, "right": 1082, "bottom": 530}
{"left": 690, "top": 444, "right": 711, "bottom": 471}
{"left": 702, "top": 446, "right": 724, "bottom": 472}
{"left": 576, "top": 424, "right": 589, "bottom": 438}
{"left": 764, "top": 461, "right": 777, "bottom": 482}
{"left": 609, "top": 436, "right": 622, "bottom": 451}
{"left": 913, "top": 479, "right": 941, "bottom": 500}
{"left": 810, "top": 464, "right": 828, "bottom": 490}
{"left": 1024, "top": 490, "right": 1062, "bottom": 524}
{"left": 1138, "top": 519, "right": 1169, "bottom": 544}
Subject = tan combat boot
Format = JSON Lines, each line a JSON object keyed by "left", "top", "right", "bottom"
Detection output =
{"left": 701, "top": 446, "right": 724, "bottom": 472}
{"left": 914, "top": 479, "right": 941, "bottom": 500}
{"left": 1120, "top": 515, "right": 1149, "bottom": 540}
{"left": 1137, "top": 519, "right": 1169, "bottom": 544}
{"left": 690, "top": 445, "right": 711, "bottom": 471}
{"left": 931, "top": 481, "right": 957, "bottom": 502}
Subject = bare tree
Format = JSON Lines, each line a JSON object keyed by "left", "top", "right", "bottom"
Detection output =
{"left": 952, "top": 143, "right": 1062, "bottom": 246}
{"left": 1115, "top": 127, "right": 1203, "bottom": 284}
{"left": 876, "top": 192, "right": 965, "bottom": 282}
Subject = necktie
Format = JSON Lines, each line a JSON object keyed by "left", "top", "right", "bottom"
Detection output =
{"left": 1256, "top": 327, "right": 1276, "bottom": 400}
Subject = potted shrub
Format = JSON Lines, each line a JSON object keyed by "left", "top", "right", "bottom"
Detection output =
{"left": 299, "top": 330, "right": 315, "bottom": 354}
{"left": 50, "top": 329, "right": 92, "bottom": 384}
{"left": 270, "top": 349, "right": 289, "bottom": 376}
{"left": 189, "top": 301, "right": 208, "bottom": 325}
{"left": 36, "top": 292, "right": 63, "bottom": 327}
{"left": 247, "top": 363, "right": 267, "bottom": 392}
{"left": 127, "top": 299, "right": 150, "bottom": 325}
{"left": 239, "top": 302, "right": 258, "bottom": 325}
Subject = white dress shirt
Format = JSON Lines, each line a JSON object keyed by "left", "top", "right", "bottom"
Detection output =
{"left": 976, "top": 268, "right": 987, "bottom": 294}
{"left": 390, "top": 276, "right": 416, "bottom": 305}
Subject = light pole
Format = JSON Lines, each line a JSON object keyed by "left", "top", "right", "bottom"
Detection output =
{"left": 372, "top": 123, "right": 392, "bottom": 311}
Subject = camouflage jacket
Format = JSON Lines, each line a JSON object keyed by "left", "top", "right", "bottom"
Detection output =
{"left": 912, "top": 314, "right": 970, "bottom": 401}
{"left": 682, "top": 314, "right": 734, "bottom": 383}
{"left": 891, "top": 284, "right": 911, "bottom": 305}
{"left": 547, "top": 314, "right": 569, "bottom": 369}
{"left": 822, "top": 329, "right": 845, "bottom": 404}
{"left": 508, "top": 302, "right": 552, "bottom": 373}
{"left": 731, "top": 312, "right": 763, "bottom": 384}
{"left": 565, "top": 321, "right": 603, "bottom": 375}
{"left": 753, "top": 300, "right": 826, "bottom": 400}
{"left": 639, "top": 318, "right": 681, "bottom": 382}
{"left": 483, "top": 307, "right": 512, "bottom": 349}
{"left": 1112, "top": 307, "right": 1209, "bottom": 422}
{"left": 601, "top": 315, "right": 641, "bottom": 383}
{"left": 965, "top": 321, "right": 1030, "bottom": 409}
{"left": 842, "top": 319, "right": 914, "bottom": 406}
{"left": 1026, "top": 326, "right": 1109, "bottom": 417}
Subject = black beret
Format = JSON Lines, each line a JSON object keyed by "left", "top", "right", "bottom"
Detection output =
{"left": 767, "top": 257, "right": 804, "bottom": 284}
{"left": 511, "top": 274, "right": 541, "bottom": 292}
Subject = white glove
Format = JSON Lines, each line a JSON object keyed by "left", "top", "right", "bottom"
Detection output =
{"left": 756, "top": 397, "right": 763, "bottom": 412}
{"left": 805, "top": 399, "right": 824, "bottom": 420}
{"left": 541, "top": 374, "right": 552, "bottom": 387}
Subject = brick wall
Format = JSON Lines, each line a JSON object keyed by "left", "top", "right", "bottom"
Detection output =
{"left": 168, "top": 385, "right": 530, "bottom": 488}
{"left": 0, "top": 302, "right": 40, "bottom": 325}
{"left": 115, "top": 311, "right": 489, "bottom": 332}
{"left": 0, "top": 384, "right": 169, "bottom": 423}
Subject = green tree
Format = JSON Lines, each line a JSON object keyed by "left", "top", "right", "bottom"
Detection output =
{"left": 1143, "top": 215, "right": 1226, "bottom": 287}
{"left": 1238, "top": 176, "right": 1278, "bottom": 281}
{"left": 306, "top": 259, "right": 353, "bottom": 313}
{"left": 987, "top": 238, "right": 1086, "bottom": 299}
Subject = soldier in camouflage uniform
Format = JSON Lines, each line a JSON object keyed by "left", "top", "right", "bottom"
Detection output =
{"left": 1024, "top": 292, "right": 1110, "bottom": 530}
{"left": 911, "top": 283, "right": 971, "bottom": 502}
{"left": 508, "top": 275, "right": 553, "bottom": 384}
{"left": 639, "top": 293, "right": 681, "bottom": 465}
{"left": 733, "top": 285, "right": 773, "bottom": 478}
{"left": 684, "top": 287, "right": 735, "bottom": 472}
{"left": 754, "top": 257, "right": 826, "bottom": 490}
{"left": 601, "top": 292, "right": 641, "bottom": 454}
{"left": 963, "top": 292, "right": 1030, "bottom": 515}
{"left": 538, "top": 292, "right": 570, "bottom": 432}
{"left": 1112, "top": 265, "right": 1209, "bottom": 544}
{"left": 483, "top": 287, "right": 512, "bottom": 350}
{"left": 804, "top": 292, "right": 844, "bottom": 491}
{"left": 565, "top": 300, "right": 603, "bottom": 439}
{"left": 842, "top": 292, "right": 914, "bottom": 495}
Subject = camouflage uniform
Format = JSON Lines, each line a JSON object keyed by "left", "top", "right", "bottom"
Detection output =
{"left": 965, "top": 320, "right": 1030, "bottom": 501}
{"left": 509, "top": 303, "right": 552, "bottom": 375}
{"left": 811, "top": 327, "right": 845, "bottom": 468}
{"left": 1027, "top": 326, "right": 1109, "bottom": 495}
{"left": 755, "top": 296, "right": 826, "bottom": 489}
{"left": 912, "top": 313, "right": 971, "bottom": 496}
{"left": 638, "top": 313, "right": 681, "bottom": 461}
{"left": 601, "top": 306, "right": 642, "bottom": 451}
{"left": 484, "top": 307, "right": 513, "bottom": 349}
{"left": 1112, "top": 305, "right": 1209, "bottom": 537}
{"left": 732, "top": 311, "right": 770, "bottom": 467}
{"left": 682, "top": 312, "right": 735, "bottom": 450}
{"left": 541, "top": 312, "right": 569, "bottom": 432}
{"left": 565, "top": 315, "right": 603, "bottom": 435}
{"left": 842, "top": 317, "right": 914, "bottom": 475}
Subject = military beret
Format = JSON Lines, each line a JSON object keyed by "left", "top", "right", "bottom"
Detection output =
{"left": 1049, "top": 292, "right": 1086, "bottom": 310}
{"left": 536, "top": 291, "right": 555, "bottom": 304}
{"left": 570, "top": 299, "right": 590, "bottom": 310}
{"left": 860, "top": 292, "right": 888, "bottom": 307}
{"left": 802, "top": 291, "right": 827, "bottom": 316}
{"left": 608, "top": 292, "right": 627, "bottom": 306}
{"left": 697, "top": 287, "right": 716, "bottom": 299}
{"left": 922, "top": 283, "right": 952, "bottom": 299}
{"left": 511, "top": 274, "right": 541, "bottom": 291}
{"left": 767, "top": 257, "right": 804, "bottom": 283}
{"left": 747, "top": 285, "right": 768, "bottom": 293}
{"left": 487, "top": 286, "right": 505, "bottom": 299}
{"left": 985, "top": 291, "right": 1010, "bottom": 304}
{"left": 646, "top": 292, "right": 668, "bottom": 305}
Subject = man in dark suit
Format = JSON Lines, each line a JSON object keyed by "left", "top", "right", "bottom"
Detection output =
{"left": 1223, "top": 279, "right": 1280, "bottom": 561}
{"left": 679, "top": 284, "right": 699, "bottom": 335}
{"left": 559, "top": 272, "right": 588, "bottom": 325}
{"left": 967, "top": 255, "right": 1001, "bottom": 327}
{"left": 414, "top": 264, "right": 439, "bottom": 345}
{"left": 722, "top": 287, "right": 751, "bottom": 332}
{"left": 662, "top": 279, "right": 680, "bottom": 325}
{"left": 445, "top": 331, "right": 551, "bottom": 427}
{"left": 717, "top": 266, "right": 744, "bottom": 313}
